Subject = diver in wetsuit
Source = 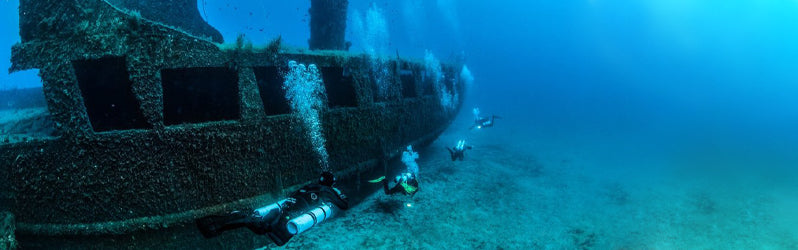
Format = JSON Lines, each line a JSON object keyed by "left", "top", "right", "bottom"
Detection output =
{"left": 195, "top": 172, "right": 349, "bottom": 246}
{"left": 470, "top": 108, "right": 501, "bottom": 130}
{"left": 369, "top": 145, "right": 420, "bottom": 196}
{"left": 368, "top": 172, "right": 419, "bottom": 196}
{"left": 383, "top": 172, "right": 419, "bottom": 196}
{"left": 446, "top": 140, "right": 472, "bottom": 161}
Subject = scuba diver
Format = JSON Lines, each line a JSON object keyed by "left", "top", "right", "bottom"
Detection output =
{"left": 381, "top": 172, "right": 419, "bottom": 196}
{"left": 368, "top": 172, "right": 419, "bottom": 196}
{"left": 368, "top": 145, "right": 420, "bottom": 196}
{"left": 446, "top": 140, "right": 472, "bottom": 161}
{"left": 195, "top": 172, "right": 349, "bottom": 246}
{"left": 470, "top": 108, "right": 501, "bottom": 130}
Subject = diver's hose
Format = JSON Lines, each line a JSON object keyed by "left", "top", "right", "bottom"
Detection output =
{"left": 285, "top": 204, "right": 334, "bottom": 235}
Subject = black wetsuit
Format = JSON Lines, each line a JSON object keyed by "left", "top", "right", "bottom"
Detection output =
{"left": 383, "top": 174, "right": 419, "bottom": 196}
{"left": 471, "top": 115, "right": 499, "bottom": 129}
{"left": 196, "top": 183, "right": 348, "bottom": 246}
{"left": 447, "top": 146, "right": 472, "bottom": 161}
{"left": 267, "top": 183, "right": 348, "bottom": 245}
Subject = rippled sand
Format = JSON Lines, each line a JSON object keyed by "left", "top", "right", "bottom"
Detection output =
{"left": 261, "top": 114, "right": 798, "bottom": 249}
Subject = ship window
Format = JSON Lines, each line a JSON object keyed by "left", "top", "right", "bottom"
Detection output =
{"left": 371, "top": 74, "right": 385, "bottom": 103}
{"left": 161, "top": 67, "right": 240, "bottom": 125}
{"left": 371, "top": 62, "right": 396, "bottom": 103}
{"left": 320, "top": 67, "right": 357, "bottom": 108}
{"left": 421, "top": 70, "right": 434, "bottom": 96}
{"left": 253, "top": 67, "right": 290, "bottom": 116}
{"left": 73, "top": 57, "right": 150, "bottom": 132}
{"left": 399, "top": 69, "right": 417, "bottom": 98}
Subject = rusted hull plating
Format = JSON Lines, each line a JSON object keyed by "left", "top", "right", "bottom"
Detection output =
{"left": 1, "top": 0, "right": 464, "bottom": 248}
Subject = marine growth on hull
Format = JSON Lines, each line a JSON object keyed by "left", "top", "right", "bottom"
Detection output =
{"left": 0, "top": 0, "right": 466, "bottom": 249}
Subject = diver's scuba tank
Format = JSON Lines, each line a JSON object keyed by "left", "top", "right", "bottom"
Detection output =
{"left": 254, "top": 199, "right": 290, "bottom": 217}
{"left": 286, "top": 204, "right": 335, "bottom": 235}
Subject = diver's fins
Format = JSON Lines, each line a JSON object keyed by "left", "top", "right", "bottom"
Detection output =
{"left": 196, "top": 211, "right": 250, "bottom": 238}
{"left": 368, "top": 176, "right": 386, "bottom": 183}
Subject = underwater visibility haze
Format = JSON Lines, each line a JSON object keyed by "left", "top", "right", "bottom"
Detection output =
{"left": 1, "top": 0, "right": 798, "bottom": 249}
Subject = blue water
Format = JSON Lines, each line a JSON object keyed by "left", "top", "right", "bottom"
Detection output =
{"left": 3, "top": 0, "right": 798, "bottom": 248}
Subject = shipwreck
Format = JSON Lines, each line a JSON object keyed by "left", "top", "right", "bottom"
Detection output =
{"left": 0, "top": 0, "right": 465, "bottom": 248}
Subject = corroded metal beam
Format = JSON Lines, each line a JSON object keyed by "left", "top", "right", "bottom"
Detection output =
{"left": 308, "top": 0, "right": 350, "bottom": 50}
{"left": 105, "top": 0, "right": 224, "bottom": 43}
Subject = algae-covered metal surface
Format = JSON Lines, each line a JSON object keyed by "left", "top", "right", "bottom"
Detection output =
{"left": 1, "top": 0, "right": 464, "bottom": 248}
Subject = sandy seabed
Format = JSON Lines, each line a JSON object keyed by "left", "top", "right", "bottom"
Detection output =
{"left": 252, "top": 116, "right": 798, "bottom": 250}
{"left": 0, "top": 107, "right": 56, "bottom": 143}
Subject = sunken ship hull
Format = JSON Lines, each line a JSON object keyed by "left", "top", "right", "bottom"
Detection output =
{"left": 0, "top": 0, "right": 464, "bottom": 248}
